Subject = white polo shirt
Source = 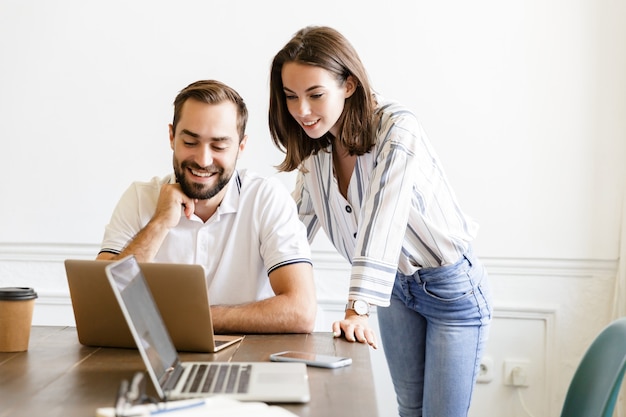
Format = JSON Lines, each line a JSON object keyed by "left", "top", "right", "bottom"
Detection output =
{"left": 100, "top": 169, "right": 312, "bottom": 305}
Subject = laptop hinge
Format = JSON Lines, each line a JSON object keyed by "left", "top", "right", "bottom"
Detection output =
{"left": 161, "top": 362, "right": 185, "bottom": 393}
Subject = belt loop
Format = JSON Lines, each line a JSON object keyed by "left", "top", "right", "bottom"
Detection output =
{"left": 412, "top": 269, "right": 423, "bottom": 284}
{"left": 463, "top": 246, "right": 474, "bottom": 267}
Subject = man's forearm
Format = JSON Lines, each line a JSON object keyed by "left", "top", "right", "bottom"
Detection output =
{"left": 211, "top": 294, "right": 316, "bottom": 334}
{"left": 116, "top": 220, "right": 171, "bottom": 263}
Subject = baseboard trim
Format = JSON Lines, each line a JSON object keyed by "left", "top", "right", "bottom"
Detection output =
{"left": 0, "top": 242, "right": 99, "bottom": 261}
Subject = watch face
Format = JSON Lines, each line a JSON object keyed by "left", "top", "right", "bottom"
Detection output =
{"left": 354, "top": 300, "right": 369, "bottom": 315}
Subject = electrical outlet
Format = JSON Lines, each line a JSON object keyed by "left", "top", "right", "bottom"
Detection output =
{"left": 503, "top": 359, "right": 530, "bottom": 387}
{"left": 476, "top": 356, "right": 494, "bottom": 383}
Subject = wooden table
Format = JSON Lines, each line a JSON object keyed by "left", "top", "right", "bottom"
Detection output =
{"left": 0, "top": 327, "right": 377, "bottom": 417}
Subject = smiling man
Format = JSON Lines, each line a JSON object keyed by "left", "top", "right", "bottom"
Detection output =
{"left": 96, "top": 80, "right": 316, "bottom": 335}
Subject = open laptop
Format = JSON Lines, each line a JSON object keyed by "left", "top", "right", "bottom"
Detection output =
{"left": 104, "top": 255, "right": 311, "bottom": 403}
{"left": 64, "top": 259, "right": 242, "bottom": 352}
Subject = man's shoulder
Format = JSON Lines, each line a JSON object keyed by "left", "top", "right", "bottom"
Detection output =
{"left": 237, "top": 169, "right": 289, "bottom": 193}
{"left": 129, "top": 174, "right": 172, "bottom": 190}
{"left": 119, "top": 174, "right": 172, "bottom": 203}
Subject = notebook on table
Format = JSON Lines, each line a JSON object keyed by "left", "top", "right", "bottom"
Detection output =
{"left": 104, "top": 255, "right": 311, "bottom": 403}
{"left": 64, "top": 259, "right": 242, "bottom": 352}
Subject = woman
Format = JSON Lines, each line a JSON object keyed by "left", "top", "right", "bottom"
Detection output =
{"left": 268, "top": 26, "right": 492, "bottom": 417}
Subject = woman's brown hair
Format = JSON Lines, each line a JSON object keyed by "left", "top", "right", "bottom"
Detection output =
{"left": 269, "top": 26, "right": 377, "bottom": 172}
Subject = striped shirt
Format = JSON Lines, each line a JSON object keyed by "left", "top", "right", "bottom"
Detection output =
{"left": 293, "top": 97, "right": 478, "bottom": 306}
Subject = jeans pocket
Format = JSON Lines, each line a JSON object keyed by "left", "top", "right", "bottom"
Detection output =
{"left": 421, "top": 267, "right": 475, "bottom": 303}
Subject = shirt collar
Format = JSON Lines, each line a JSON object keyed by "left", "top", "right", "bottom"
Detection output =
{"left": 217, "top": 170, "right": 241, "bottom": 215}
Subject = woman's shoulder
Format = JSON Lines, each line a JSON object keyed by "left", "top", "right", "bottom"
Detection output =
{"left": 375, "top": 95, "right": 415, "bottom": 117}
{"left": 374, "top": 95, "right": 421, "bottom": 134}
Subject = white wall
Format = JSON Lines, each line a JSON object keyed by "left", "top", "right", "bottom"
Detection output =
{"left": 0, "top": 1, "right": 625, "bottom": 416}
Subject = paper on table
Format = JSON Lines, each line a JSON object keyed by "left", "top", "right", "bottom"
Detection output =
{"left": 96, "top": 396, "right": 300, "bottom": 417}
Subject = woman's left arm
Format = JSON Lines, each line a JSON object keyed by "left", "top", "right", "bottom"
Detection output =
{"left": 334, "top": 109, "right": 423, "bottom": 347}
{"left": 350, "top": 111, "right": 422, "bottom": 306}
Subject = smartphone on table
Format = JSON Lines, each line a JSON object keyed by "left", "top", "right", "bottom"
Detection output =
{"left": 269, "top": 351, "right": 352, "bottom": 369}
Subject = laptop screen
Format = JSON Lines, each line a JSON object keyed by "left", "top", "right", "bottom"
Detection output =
{"left": 107, "top": 256, "right": 179, "bottom": 381}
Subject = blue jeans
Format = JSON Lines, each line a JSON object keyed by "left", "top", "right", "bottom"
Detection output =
{"left": 377, "top": 250, "right": 492, "bottom": 417}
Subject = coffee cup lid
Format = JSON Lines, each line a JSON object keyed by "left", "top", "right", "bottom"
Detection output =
{"left": 0, "top": 287, "right": 38, "bottom": 301}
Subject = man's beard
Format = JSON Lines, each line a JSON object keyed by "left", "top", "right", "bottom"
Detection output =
{"left": 174, "top": 160, "right": 232, "bottom": 200}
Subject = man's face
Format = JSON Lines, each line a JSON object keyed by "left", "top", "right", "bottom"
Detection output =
{"left": 169, "top": 99, "right": 246, "bottom": 200}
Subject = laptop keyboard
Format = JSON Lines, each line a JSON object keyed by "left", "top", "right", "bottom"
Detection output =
{"left": 214, "top": 340, "right": 230, "bottom": 348}
{"left": 183, "top": 363, "right": 251, "bottom": 394}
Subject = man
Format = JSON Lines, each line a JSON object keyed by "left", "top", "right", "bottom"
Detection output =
{"left": 97, "top": 80, "right": 316, "bottom": 334}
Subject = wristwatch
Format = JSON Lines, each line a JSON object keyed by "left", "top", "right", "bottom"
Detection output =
{"left": 345, "top": 299, "right": 370, "bottom": 316}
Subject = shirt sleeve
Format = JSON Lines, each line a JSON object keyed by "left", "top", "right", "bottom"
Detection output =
{"left": 349, "top": 110, "right": 421, "bottom": 306}
{"left": 99, "top": 180, "right": 159, "bottom": 254}
{"left": 255, "top": 176, "right": 313, "bottom": 274}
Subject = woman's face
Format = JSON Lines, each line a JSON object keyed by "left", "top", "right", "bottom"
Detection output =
{"left": 281, "top": 62, "right": 355, "bottom": 139}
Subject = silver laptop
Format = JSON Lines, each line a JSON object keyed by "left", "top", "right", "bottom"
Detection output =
{"left": 65, "top": 259, "right": 242, "bottom": 352}
{"left": 104, "top": 255, "right": 311, "bottom": 403}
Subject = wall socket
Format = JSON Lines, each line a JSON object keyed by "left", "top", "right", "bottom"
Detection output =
{"left": 503, "top": 359, "right": 531, "bottom": 387}
{"left": 476, "top": 356, "right": 494, "bottom": 383}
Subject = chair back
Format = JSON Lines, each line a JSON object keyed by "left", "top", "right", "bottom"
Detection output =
{"left": 560, "top": 317, "right": 626, "bottom": 417}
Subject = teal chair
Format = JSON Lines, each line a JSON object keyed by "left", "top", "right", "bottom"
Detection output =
{"left": 560, "top": 317, "right": 626, "bottom": 417}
